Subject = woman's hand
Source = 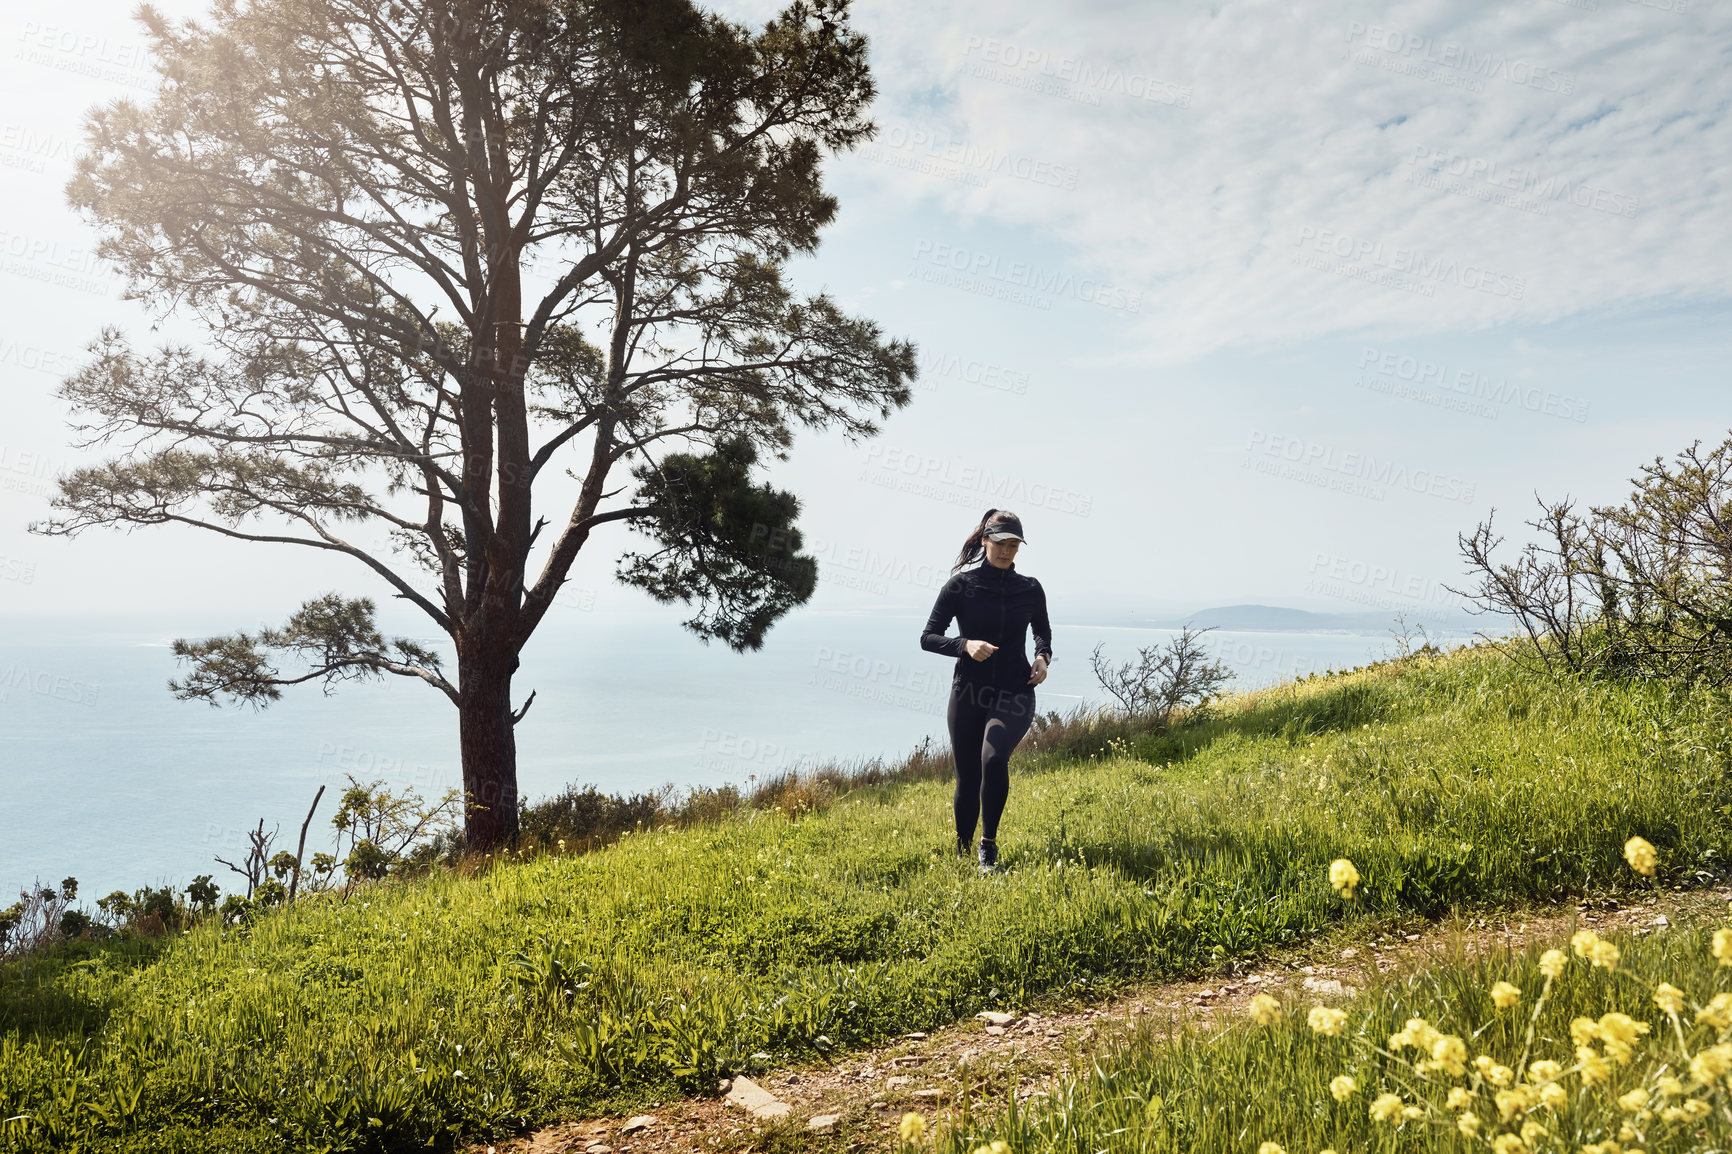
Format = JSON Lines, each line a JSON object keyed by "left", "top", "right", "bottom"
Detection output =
{"left": 964, "top": 638, "right": 998, "bottom": 661}
{"left": 1028, "top": 655, "right": 1049, "bottom": 686}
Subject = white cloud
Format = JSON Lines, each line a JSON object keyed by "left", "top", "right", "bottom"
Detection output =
{"left": 840, "top": 0, "right": 1732, "bottom": 361}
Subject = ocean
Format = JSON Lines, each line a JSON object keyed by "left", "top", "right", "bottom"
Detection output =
{"left": 0, "top": 608, "right": 1431, "bottom": 902}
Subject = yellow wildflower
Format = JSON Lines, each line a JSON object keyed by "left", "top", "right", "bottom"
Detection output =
{"left": 1248, "top": 992, "right": 1281, "bottom": 1026}
{"left": 1529, "top": 1059, "right": 1563, "bottom": 1083}
{"left": 1520, "top": 1119, "right": 1549, "bottom": 1146}
{"left": 1661, "top": 1105, "right": 1687, "bottom": 1124}
{"left": 1690, "top": 1042, "right": 1732, "bottom": 1087}
{"left": 1617, "top": 1123, "right": 1636, "bottom": 1142}
{"left": 1456, "top": 1111, "right": 1481, "bottom": 1136}
{"left": 1617, "top": 1088, "right": 1649, "bottom": 1112}
{"left": 1577, "top": 1046, "right": 1611, "bottom": 1085}
{"left": 1491, "top": 1134, "right": 1524, "bottom": 1154}
{"left": 1589, "top": 939, "right": 1621, "bottom": 971}
{"left": 1655, "top": 1075, "right": 1684, "bottom": 1098}
{"left": 1400, "top": 1105, "right": 1423, "bottom": 1120}
{"left": 1597, "top": 1013, "right": 1649, "bottom": 1063}
{"left": 1685, "top": 1097, "right": 1713, "bottom": 1119}
{"left": 1369, "top": 1093, "right": 1403, "bottom": 1123}
{"left": 1429, "top": 1034, "right": 1468, "bottom": 1077}
{"left": 1653, "top": 983, "right": 1685, "bottom": 1015}
{"left": 1488, "top": 1064, "right": 1515, "bottom": 1088}
{"left": 1329, "top": 1075, "right": 1357, "bottom": 1102}
{"left": 1571, "top": 1017, "right": 1602, "bottom": 1047}
{"left": 1447, "top": 1087, "right": 1475, "bottom": 1110}
{"left": 1475, "top": 1054, "right": 1497, "bottom": 1076}
{"left": 1538, "top": 948, "right": 1567, "bottom": 978}
{"left": 1623, "top": 835, "right": 1657, "bottom": 876}
{"left": 1329, "top": 858, "right": 1360, "bottom": 898}
{"left": 1407, "top": 1018, "right": 1440, "bottom": 1049}
{"left": 1715, "top": 927, "right": 1732, "bottom": 967}
{"left": 1539, "top": 1082, "right": 1567, "bottom": 1111}
{"left": 898, "top": 1112, "right": 925, "bottom": 1143}
{"left": 1388, "top": 1017, "right": 1438, "bottom": 1052}
{"left": 1572, "top": 929, "right": 1602, "bottom": 958}
{"left": 1699, "top": 992, "right": 1732, "bottom": 1029}
{"left": 1491, "top": 981, "right": 1522, "bottom": 1009}
{"left": 1308, "top": 1006, "right": 1347, "bottom": 1037}
{"left": 1258, "top": 1143, "right": 1286, "bottom": 1154}
{"left": 1582, "top": 1142, "right": 1622, "bottom": 1154}
{"left": 1495, "top": 1088, "right": 1526, "bottom": 1122}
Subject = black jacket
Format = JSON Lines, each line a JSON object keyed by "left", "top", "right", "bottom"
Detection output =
{"left": 920, "top": 560, "right": 1053, "bottom": 689}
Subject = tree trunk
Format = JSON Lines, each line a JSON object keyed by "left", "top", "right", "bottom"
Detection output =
{"left": 458, "top": 651, "right": 519, "bottom": 851}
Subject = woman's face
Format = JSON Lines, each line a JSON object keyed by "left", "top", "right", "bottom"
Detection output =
{"left": 983, "top": 536, "right": 1021, "bottom": 567}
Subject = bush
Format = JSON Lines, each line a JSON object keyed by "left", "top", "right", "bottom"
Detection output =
{"left": 0, "top": 879, "right": 79, "bottom": 958}
{"left": 1088, "top": 626, "right": 1233, "bottom": 728}
{"left": 1456, "top": 432, "right": 1732, "bottom": 683}
{"left": 518, "top": 783, "right": 666, "bottom": 853}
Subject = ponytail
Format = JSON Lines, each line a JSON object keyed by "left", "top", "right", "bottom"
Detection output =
{"left": 951, "top": 508, "right": 1019, "bottom": 573}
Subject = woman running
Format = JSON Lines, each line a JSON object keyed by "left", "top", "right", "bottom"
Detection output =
{"left": 920, "top": 508, "right": 1053, "bottom": 872}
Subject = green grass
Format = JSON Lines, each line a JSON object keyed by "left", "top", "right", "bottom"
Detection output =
{"left": 951, "top": 917, "right": 1732, "bottom": 1153}
{"left": 5, "top": 646, "right": 1732, "bottom": 1152}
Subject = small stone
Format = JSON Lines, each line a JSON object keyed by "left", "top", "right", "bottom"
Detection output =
{"left": 891, "top": 1055, "right": 925, "bottom": 1067}
{"left": 913, "top": 1089, "right": 945, "bottom": 1100}
{"left": 1302, "top": 977, "right": 1347, "bottom": 996}
{"left": 724, "top": 1076, "right": 791, "bottom": 1120}
{"left": 984, "top": 1025, "right": 1006, "bottom": 1036}
{"left": 1405, "top": 933, "right": 1421, "bottom": 941}
{"left": 621, "top": 1116, "right": 657, "bottom": 1136}
{"left": 808, "top": 1114, "right": 841, "bottom": 1134}
{"left": 1045, "top": 1029, "right": 1060, "bottom": 1037}
{"left": 903, "top": 1032, "right": 928, "bottom": 1040}
{"left": 584, "top": 1146, "right": 613, "bottom": 1154}
{"left": 886, "top": 1076, "right": 913, "bottom": 1089}
{"left": 870, "top": 1101, "right": 889, "bottom": 1110}
{"left": 977, "top": 1011, "right": 1016, "bottom": 1026}
{"left": 784, "top": 1073, "right": 800, "bottom": 1084}
{"left": 1339, "top": 947, "right": 1358, "bottom": 959}
{"left": 1655, "top": 914, "right": 1670, "bottom": 927}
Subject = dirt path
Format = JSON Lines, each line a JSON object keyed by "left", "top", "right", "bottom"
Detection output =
{"left": 477, "top": 888, "right": 1729, "bottom": 1154}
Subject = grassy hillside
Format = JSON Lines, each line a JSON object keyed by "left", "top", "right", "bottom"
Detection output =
{"left": 4, "top": 646, "right": 1732, "bottom": 1152}
{"left": 958, "top": 917, "right": 1732, "bottom": 1153}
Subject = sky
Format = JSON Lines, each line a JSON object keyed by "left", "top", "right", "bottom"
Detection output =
{"left": 0, "top": 0, "right": 1728, "bottom": 639}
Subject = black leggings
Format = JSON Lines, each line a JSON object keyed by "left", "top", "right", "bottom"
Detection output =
{"left": 947, "top": 681, "right": 1036, "bottom": 845}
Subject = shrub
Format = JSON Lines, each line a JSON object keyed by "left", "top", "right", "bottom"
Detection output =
{"left": 1088, "top": 626, "right": 1233, "bottom": 728}
{"left": 0, "top": 879, "right": 79, "bottom": 958}
{"left": 1456, "top": 432, "right": 1732, "bottom": 683}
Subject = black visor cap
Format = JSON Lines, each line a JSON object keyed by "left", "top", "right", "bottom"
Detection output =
{"left": 983, "top": 515, "right": 1026, "bottom": 543}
